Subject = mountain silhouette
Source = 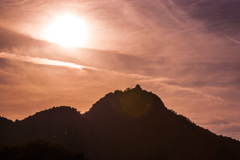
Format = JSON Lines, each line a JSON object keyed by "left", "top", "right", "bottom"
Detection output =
{"left": 1, "top": 85, "right": 240, "bottom": 160}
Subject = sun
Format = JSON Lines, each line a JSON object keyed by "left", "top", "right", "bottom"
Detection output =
{"left": 45, "top": 14, "right": 88, "bottom": 47}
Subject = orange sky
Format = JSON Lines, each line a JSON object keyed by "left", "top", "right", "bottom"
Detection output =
{"left": 0, "top": 0, "right": 240, "bottom": 140}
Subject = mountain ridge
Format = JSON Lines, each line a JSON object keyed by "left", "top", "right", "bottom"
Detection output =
{"left": 1, "top": 85, "right": 240, "bottom": 160}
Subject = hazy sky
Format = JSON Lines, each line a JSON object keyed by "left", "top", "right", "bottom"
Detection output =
{"left": 0, "top": 0, "right": 240, "bottom": 140}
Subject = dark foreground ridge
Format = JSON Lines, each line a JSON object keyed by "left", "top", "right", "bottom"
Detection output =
{"left": 1, "top": 85, "right": 240, "bottom": 160}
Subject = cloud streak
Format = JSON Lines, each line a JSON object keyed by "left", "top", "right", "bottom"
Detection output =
{"left": 224, "top": 34, "right": 240, "bottom": 46}
{"left": 0, "top": 70, "right": 23, "bottom": 78}
{"left": 0, "top": 52, "right": 87, "bottom": 70}
{"left": 0, "top": 52, "right": 163, "bottom": 81}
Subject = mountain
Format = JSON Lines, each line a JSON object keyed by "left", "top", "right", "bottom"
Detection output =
{"left": 1, "top": 85, "right": 240, "bottom": 160}
{"left": 0, "top": 107, "right": 99, "bottom": 159}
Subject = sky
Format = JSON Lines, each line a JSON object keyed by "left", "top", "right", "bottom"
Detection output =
{"left": 0, "top": 0, "right": 240, "bottom": 140}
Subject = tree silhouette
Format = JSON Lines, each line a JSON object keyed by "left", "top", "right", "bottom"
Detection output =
{"left": 0, "top": 140, "right": 85, "bottom": 160}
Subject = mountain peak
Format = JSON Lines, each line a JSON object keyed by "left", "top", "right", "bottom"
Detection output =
{"left": 135, "top": 84, "right": 142, "bottom": 90}
{"left": 86, "top": 85, "right": 166, "bottom": 119}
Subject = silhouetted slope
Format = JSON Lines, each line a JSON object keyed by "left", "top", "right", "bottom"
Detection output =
{"left": 0, "top": 85, "right": 240, "bottom": 160}
{"left": 15, "top": 107, "right": 87, "bottom": 150}
{"left": 0, "top": 107, "right": 99, "bottom": 159}
{"left": 0, "top": 117, "right": 14, "bottom": 146}
{"left": 85, "top": 85, "right": 240, "bottom": 160}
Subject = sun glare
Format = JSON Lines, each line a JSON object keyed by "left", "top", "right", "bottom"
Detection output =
{"left": 45, "top": 14, "right": 88, "bottom": 47}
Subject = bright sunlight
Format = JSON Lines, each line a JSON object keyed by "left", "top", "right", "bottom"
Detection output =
{"left": 45, "top": 13, "right": 88, "bottom": 47}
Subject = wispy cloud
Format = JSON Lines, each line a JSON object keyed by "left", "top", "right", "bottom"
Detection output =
{"left": 0, "top": 52, "right": 165, "bottom": 81}
{"left": 0, "top": 52, "right": 89, "bottom": 70}
{"left": 2, "top": 51, "right": 222, "bottom": 103}
{"left": 0, "top": 70, "right": 23, "bottom": 78}
{"left": 224, "top": 34, "right": 240, "bottom": 45}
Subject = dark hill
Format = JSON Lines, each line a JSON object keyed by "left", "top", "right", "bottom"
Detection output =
{"left": 1, "top": 85, "right": 240, "bottom": 160}
{"left": 0, "top": 107, "right": 99, "bottom": 159}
